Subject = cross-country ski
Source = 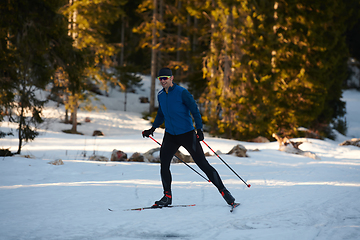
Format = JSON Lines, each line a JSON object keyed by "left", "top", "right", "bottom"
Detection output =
{"left": 121, "top": 204, "right": 196, "bottom": 211}
{"left": 108, "top": 204, "right": 196, "bottom": 212}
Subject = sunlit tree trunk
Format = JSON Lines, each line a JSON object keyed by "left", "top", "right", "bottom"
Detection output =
{"left": 68, "top": 0, "right": 79, "bottom": 133}
{"left": 157, "top": 0, "right": 163, "bottom": 71}
{"left": 120, "top": 16, "right": 125, "bottom": 67}
{"left": 71, "top": 94, "right": 78, "bottom": 133}
{"left": 150, "top": 0, "right": 158, "bottom": 113}
{"left": 176, "top": 0, "right": 182, "bottom": 76}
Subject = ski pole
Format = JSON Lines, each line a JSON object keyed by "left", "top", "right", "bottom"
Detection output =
{"left": 201, "top": 140, "right": 251, "bottom": 188}
{"left": 148, "top": 136, "right": 211, "bottom": 183}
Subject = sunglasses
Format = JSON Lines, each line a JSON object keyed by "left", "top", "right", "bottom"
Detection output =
{"left": 157, "top": 76, "right": 171, "bottom": 81}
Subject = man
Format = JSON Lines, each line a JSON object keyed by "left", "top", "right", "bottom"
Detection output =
{"left": 142, "top": 67, "right": 236, "bottom": 207}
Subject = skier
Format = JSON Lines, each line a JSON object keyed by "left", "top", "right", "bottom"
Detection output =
{"left": 142, "top": 67, "right": 236, "bottom": 207}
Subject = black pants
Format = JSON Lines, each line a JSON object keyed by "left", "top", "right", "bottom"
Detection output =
{"left": 160, "top": 130, "right": 225, "bottom": 193}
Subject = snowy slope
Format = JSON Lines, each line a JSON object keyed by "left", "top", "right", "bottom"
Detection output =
{"left": 0, "top": 76, "right": 360, "bottom": 240}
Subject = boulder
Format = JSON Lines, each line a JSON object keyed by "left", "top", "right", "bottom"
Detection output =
{"left": 143, "top": 148, "right": 194, "bottom": 163}
{"left": 128, "top": 152, "right": 145, "bottom": 162}
{"left": 279, "top": 145, "right": 320, "bottom": 160}
{"left": 227, "top": 144, "right": 248, "bottom": 157}
{"left": 216, "top": 150, "right": 223, "bottom": 155}
{"left": 0, "top": 148, "right": 13, "bottom": 157}
{"left": 48, "top": 159, "right": 64, "bottom": 165}
{"left": 249, "top": 136, "right": 270, "bottom": 143}
{"left": 272, "top": 133, "right": 320, "bottom": 160}
{"left": 143, "top": 148, "right": 161, "bottom": 163}
{"left": 204, "top": 152, "right": 212, "bottom": 157}
{"left": 339, "top": 138, "right": 360, "bottom": 148}
{"left": 173, "top": 150, "right": 194, "bottom": 163}
{"left": 92, "top": 130, "right": 104, "bottom": 136}
{"left": 89, "top": 155, "right": 109, "bottom": 161}
{"left": 111, "top": 149, "right": 127, "bottom": 161}
{"left": 139, "top": 97, "right": 149, "bottom": 103}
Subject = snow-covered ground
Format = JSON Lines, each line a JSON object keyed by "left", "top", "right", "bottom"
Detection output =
{"left": 0, "top": 76, "right": 359, "bottom": 240}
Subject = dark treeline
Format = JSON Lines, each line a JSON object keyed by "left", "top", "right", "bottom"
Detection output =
{"left": 1, "top": 0, "right": 360, "bottom": 153}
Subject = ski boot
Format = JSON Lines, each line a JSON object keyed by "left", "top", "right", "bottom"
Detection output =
{"left": 153, "top": 191, "right": 172, "bottom": 207}
{"left": 220, "top": 188, "right": 235, "bottom": 205}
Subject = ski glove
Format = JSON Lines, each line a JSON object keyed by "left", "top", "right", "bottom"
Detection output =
{"left": 142, "top": 127, "right": 155, "bottom": 138}
{"left": 196, "top": 129, "right": 204, "bottom": 141}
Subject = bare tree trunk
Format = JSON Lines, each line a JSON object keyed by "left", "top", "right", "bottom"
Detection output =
{"left": 150, "top": 0, "right": 158, "bottom": 113}
{"left": 157, "top": 0, "right": 163, "bottom": 71}
{"left": 64, "top": 93, "right": 69, "bottom": 123}
{"left": 193, "top": 17, "right": 197, "bottom": 52}
{"left": 71, "top": 100, "right": 78, "bottom": 133}
{"left": 271, "top": 2, "right": 278, "bottom": 72}
{"left": 121, "top": 16, "right": 127, "bottom": 112}
{"left": 17, "top": 99, "right": 24, "bottom": 154}
{"left": 223, "top": 14, "right": 231, "bottom": 94}
{"left": 69, "top": 0, "right": 79, "bottom": 133}
{"left": 189, "top": 15, "right": 197, "bottom": 73}
{"left": 68, "top": 0, "right": 77, "bottom": 41}
{"left": 186, "top": 11, "right": 191, "bottom": 72}
{"left": 124, "top": 91, "right": 127, "bottom": 111}
{"left": 210, "top": 0, "right": 216, "bottom": 79}
{"left": 176, "top": 0, "right": 182, "bottom": 76}
{"left": 222, "top": 11, "right": 232, "bottom": 138}
{"left": 120, "top": 16, "right": 125, "bottom": 66}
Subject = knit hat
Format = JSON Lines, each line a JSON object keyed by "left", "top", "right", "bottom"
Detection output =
{"left": 158, "top": 68, "right": 172, "bottom": 77}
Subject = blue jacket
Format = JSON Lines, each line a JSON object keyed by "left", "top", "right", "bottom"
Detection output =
{"left": 152, "top": 83, "right": 203, "bottom": 135}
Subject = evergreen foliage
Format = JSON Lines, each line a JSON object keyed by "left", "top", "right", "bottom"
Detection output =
{"left": 1, "top": 0, "right": 359, "bottom": 143}
{"left": 60, "top": 0, "right": 126, "bottom": 133}
{"left": 199, "top": 0, "right": 353, "bottom": 140}
{"left": 0, "top": 0, "right": 79, "bottom": 153}
{"left": 271, "top": 0, "right": 350, "bottom": 138}
{"left": 113, "top": 65, "right": 143, "bottom": 111}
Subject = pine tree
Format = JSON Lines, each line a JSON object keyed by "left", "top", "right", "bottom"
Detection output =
{"left": 272, "top": 0, "right": 349, "bottom": 137}
{"left": 106, "top": 0, "right": 149, "bottom": 71}
{"left": 60, "top": 0, "right": 125, "bottom": 132}
{"left": 134, "top": 0, "right": 197, "bottom": 112}
{"left": 199, "top": 0, "right": 276, "bottom": 139}
{"left": 0, "top": 0, "right": 78, "bottom": 153}
{"left": 180, "top": 1, "right": 211, "bottom": 98}
{"left": 113, "top": 65, "right": 143, "bottom": 111}
{"left": 199, "top": 0, "right": 352, "bottom": 140}
{"left": 133, "top": 0, "right": 158, "bottom": 113}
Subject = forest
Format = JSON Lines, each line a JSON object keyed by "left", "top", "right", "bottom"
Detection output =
{"left": 1, "top": 0, "right": 360, "bottom": 154}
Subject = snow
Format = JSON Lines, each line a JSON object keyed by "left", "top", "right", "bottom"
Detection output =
{"left": 1, "top": 76, "right": 360, "bottom": 240}
{"left": 343, "top": 89, "right": 360, "bottom": 138}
